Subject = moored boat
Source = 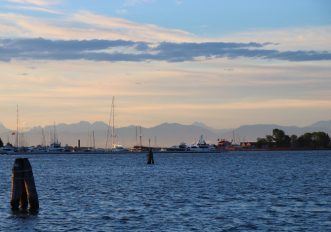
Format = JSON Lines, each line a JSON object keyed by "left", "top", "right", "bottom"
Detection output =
{"left": 189, "top": 135, "right": 217, "bottom": 152}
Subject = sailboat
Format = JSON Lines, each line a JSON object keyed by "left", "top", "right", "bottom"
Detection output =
{"left": 47, "top": 122, "right": 64, "bottom": 153}
{"left": 105, "top": 97, "right": 128, "bottom": 153}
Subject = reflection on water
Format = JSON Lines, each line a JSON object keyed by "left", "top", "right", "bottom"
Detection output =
{"left": 0, "top": 151, "right": 331, "bottom": 231}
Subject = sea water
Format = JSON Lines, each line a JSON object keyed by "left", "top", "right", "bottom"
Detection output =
{"left": 0, "top": 151, "right": 330, "bottom": 231}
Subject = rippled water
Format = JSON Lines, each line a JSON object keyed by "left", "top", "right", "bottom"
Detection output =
{"left": 0, "top": 151, "right": 330, "bottom": 231}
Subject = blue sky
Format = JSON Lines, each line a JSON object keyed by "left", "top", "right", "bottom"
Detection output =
{"left": 109, "top": 0, "right": 331, "bottom": 35}
{"left": 0, "top": 0, "right": 331, "bottom": 131}
{"left": 2, "top": 0, "right": 331, "bottom": 36}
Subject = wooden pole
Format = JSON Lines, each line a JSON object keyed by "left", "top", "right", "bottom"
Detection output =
{"left": 147, "top": 149, "right": 155, "bottom": 165}
{"left": 10, "top": 158, "right": 39, "bottom": 212}
{"left": 11, "top": 158, "right": 25, "bottom": 210}
{"left": 23, "top": 158, "right": 39, "bottom": 212}
{"left": 20, "top": 181, "right": 28, "bottom": 210}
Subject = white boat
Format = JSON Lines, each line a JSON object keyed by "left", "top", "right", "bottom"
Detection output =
{"left": 47, "top": 142, "right": 64, "bottom": 153}
{"left": 47, "top": 123, "right": 64, "bottom": 153}
{"left": 167, "top": 142, "right": 189, "bottom": 152}
{"left": 105, "top": 96, "right": 128, "bottom": 153}
{"left": 0, "top": 145, "right": 16, "bottom": 154}
{"left": 111, "top": 144, "right": 128, "bottom": 153}
{"left": 189, "top": 135, "right": 216, "bottom": 152}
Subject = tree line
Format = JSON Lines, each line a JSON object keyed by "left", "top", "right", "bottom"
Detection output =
{"left": 256, "top": 128, "right": 331, "bottom": 149}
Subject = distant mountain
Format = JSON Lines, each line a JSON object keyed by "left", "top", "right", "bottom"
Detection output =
{"left": 20, "top": 122, "right": 220, "bottom": 148}
{"left": 0, "top": 120, "right": 330, "bottom": 147}
{"left": 0, "top": 122, "right": 10, "bottom": 135}
{"left": 0, "top": 122, "right": 9, "bottom": 132}
{"left": 192, "top": 121, "right": 232, "bottom": 135}
{"left": 309, "top": 120, "right": 331, "bottom": 130}
{"left": 0, "top": 123, "right": 11, "bottom": 144}
{"left": 27, "top": 121, "right": 110, "bottom": 148}
{"left": 147, "top": 122, "right": 219, "bottom": 146}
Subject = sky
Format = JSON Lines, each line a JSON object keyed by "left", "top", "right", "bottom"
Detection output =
{"left": 0, "top": 0, "right": 331, "bottom": 130}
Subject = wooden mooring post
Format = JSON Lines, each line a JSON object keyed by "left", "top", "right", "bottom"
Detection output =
{"left": 147, "top": 149, "right": 155, "bottom": 165}
{"left": 11, "top": 158, "right": 39, "bottom": 212}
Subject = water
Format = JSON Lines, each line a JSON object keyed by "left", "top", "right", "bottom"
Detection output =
{"left": 0, "top": 151, "right": 330, "bottom": 231}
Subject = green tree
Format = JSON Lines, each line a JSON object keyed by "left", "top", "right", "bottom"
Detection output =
{"left": 272, "top": 129, "right": 291, "bottom": 147}
{"left": 256, "top": 129, "right": 330, "bottom": 149}
{"left": 256, "top": 137, "right": 268, "bottom": 148}
{"left": 311, "top": 132, "right": 330, "bottom": 148}
{"left": 297, "top": 133, "right": 312, "bottom": 148}
{"left": 290, "top": 135, "right": 298, "bottom": 148}
{"left": 266, "top": 135, "right": 274, "bottom": 147}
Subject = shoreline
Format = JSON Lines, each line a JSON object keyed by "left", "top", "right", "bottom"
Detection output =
{"left": 1, "top": 148, "right": 331, "bottom": 156}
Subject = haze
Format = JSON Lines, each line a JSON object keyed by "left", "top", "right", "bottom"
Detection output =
{"left": 0, "top": 0, "right": 331, "bottom": 130}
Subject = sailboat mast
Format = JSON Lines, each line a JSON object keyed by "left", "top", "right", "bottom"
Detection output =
{"left": 53, "top": 121, "right": 56, "bottom": 144}
{"left": 135, "top": 126, "right": 138, "bottom": 146}
{"left": 41, "top": 128, "right": 46, "bottom": 147}
{"left": 139, "top": 126, "right": 142, "bottom": 147}
{"left": 111, "top": 96, "right": 115, "bottom": 149}
{"left": 92, "top": 131, "right": 95, "bottom": 149}
{"left": 15, "top": 104, "right": 19, "bottom": 148}
{"left": 232, "top": 130, "right": 235, "bottom": 144}
{"left": 105, "top": 103, "right": 111, "bottom": 149}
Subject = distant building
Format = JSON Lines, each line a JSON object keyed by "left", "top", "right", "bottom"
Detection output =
{"left": 240, "top": 142, "right": 258, "bottom": 149}
{"left": 217, "top": 139, "right": 232, "bottom": 151}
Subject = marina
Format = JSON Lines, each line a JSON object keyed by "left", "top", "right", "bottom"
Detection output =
{"left": 0, "top": 1, "right": 330, "bottom": 231}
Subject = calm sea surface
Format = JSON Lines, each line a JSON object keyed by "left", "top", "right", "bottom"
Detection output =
{"left": 0, "top": 151, "right": 330, "bottom": 231}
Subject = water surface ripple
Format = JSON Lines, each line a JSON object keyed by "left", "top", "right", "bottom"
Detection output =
{"left": 0, "top": 151, "right": 330, "bottom": 231}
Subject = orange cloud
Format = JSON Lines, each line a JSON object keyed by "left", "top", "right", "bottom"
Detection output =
{"left": 0, "top": 11, "right": 195, "bottom": 42}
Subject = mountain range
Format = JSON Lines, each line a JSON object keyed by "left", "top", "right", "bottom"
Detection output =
{"left": 0, "top": 120, "right": 330, "bottom": 148}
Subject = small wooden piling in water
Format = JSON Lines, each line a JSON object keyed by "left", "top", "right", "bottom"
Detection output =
{"left": 147, "top": 149, "right": 155, "bottom": 164}
{"left": 11, "top": 158, "right": 39, "bottom": 212}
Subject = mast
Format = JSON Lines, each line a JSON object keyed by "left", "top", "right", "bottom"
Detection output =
{"left": 139, "top": 126, "right": 142, "bottom": 147}
{"left": 112, "top": 96, "right": 115, "bottom": 148}
{"left": 15, "top": 104, "right": 19, "bottom": 148}
{"left": 41, "top": 128, "right": 46, "bottom": 147}
{"left": 49, "top": 130, "right": 52, "bottom": 145}
{"left": 87, "top": 130, "right": 90, "bottom": 148}
{"left": 232, "top": 130, "right": 235, "bottom": 144}
{"left": 105, "top": 96, "right": 115, "bottom": 150}
{"left": 135, "top": 126, "right": 138, "bottom": 146}
{"left": 105, "top": 102, "right": 112, "bottom": 149}
{"left": 92, "top": 131, "right": 95, "bottom": 149}
{"left": 53, "top": 121, "right": 56, "bottom": 144}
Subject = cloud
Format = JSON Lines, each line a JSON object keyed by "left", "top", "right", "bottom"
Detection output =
{"left": 0, "top": 11, "right": 194, "bottom": 42}
{"left": 70, "top": 11, "right": 194, "bottom": 42}
{"left": 175, "top": 0, "right": 183, "bottom": 5}
{"left": 154, "top": 42, "right": 331, "bottom": 62}
{"left": 126, "top": 99, "right": 331, "bottom": 111}
{"left": 3, "top": 0, "right": 62, "bottom": 15}
{"left": 117, "top": 0, "right": 154, "bottom": 15}
{"left": 1, "top": 58, "right": 330, "bottom": 129}
{"left": 3, "top": 4, "right": 62, "bottom": 14}
{"left": 1, "top": 38, "right": 331, "bottom": 62}
{"left": 6, "top": 0, "right": 60, "bottom": 6}
{"left": 2, "top": 9, "right": 331, "bottom": 49}
{"left": 123, "top": 0, "right": 153, "bottom": 7}
{"left": 220, "top": 26, "right": 331, "bottom": 51}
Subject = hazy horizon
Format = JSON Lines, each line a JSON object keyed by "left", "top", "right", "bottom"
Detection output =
{"left": 1, "top": 118, "right": 330, "bottom": 148}
{"left": 1, "top": 0, "right": 331, "bottom": 129}
{"left": 1, "top": 118, "right": 331, "bottom": 132}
